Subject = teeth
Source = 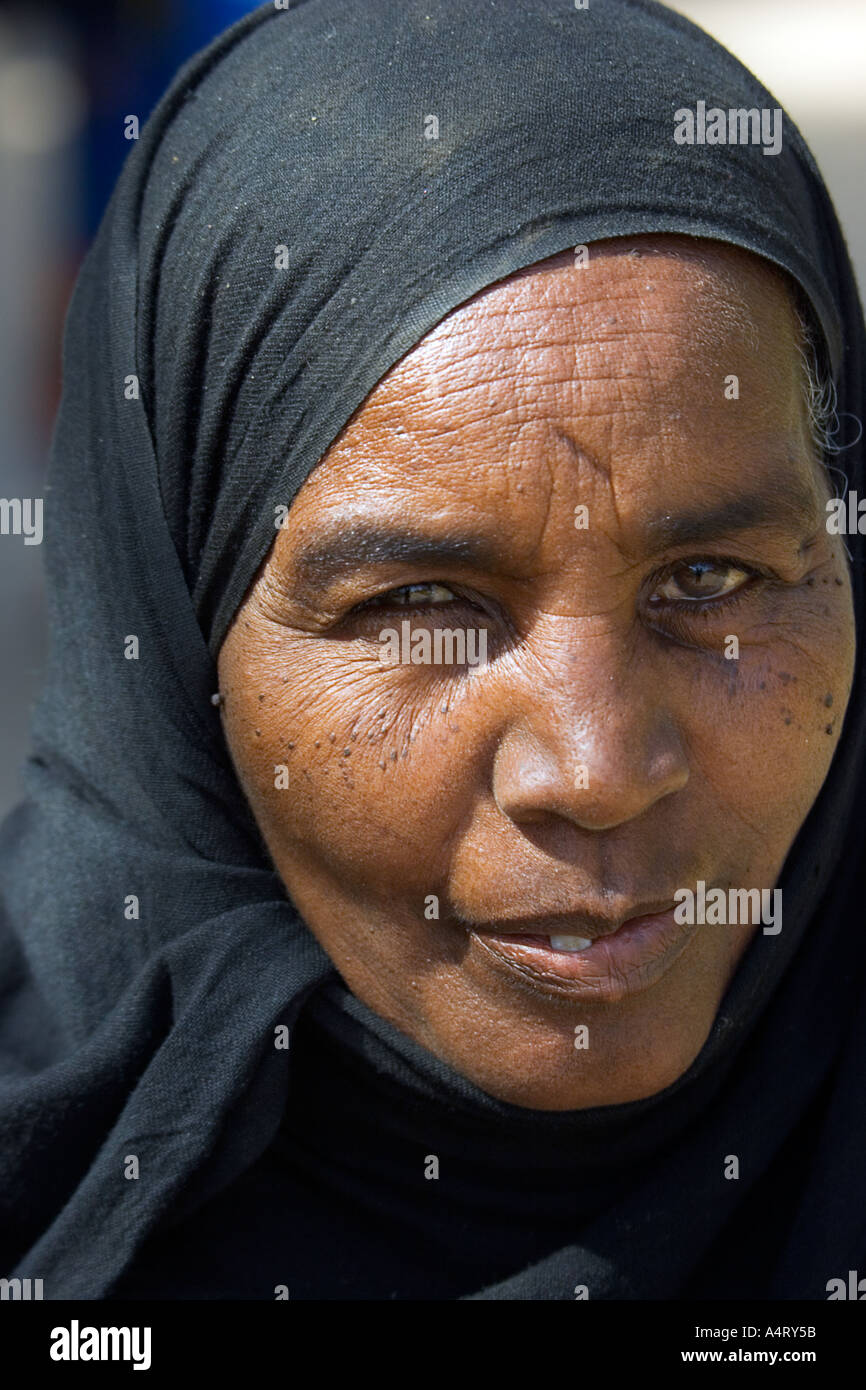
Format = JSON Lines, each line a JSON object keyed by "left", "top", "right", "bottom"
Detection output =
{"left": 549, "top": 934, "right": 593, "bottom": 952}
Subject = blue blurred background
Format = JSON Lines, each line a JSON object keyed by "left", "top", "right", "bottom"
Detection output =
{"left": 0, "top": 0, "right": 265, "bottom": 819}
{"left": 1, "top": 0, "right": 864, "bottom": 817}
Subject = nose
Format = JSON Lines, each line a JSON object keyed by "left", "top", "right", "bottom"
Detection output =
{"left": 491, "top": 634, "right": 689, "bottom": 833}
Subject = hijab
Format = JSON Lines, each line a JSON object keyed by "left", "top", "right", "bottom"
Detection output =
{"left": 1, "top": 0, "right": 864, "bottom": 1299}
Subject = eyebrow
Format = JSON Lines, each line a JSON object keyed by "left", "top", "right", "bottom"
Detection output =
{"left": 641, "top": 481, "right": 823, "bottom": 550}
{"left": 293, "top": 524, "right": 500, "bottom": 591}
{"left": 290, "top": 483, "right": 824, "bottom": 593}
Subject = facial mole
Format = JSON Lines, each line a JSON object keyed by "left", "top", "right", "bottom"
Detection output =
{"left": 824, "top": 693, "right": 834, "bottom": 708}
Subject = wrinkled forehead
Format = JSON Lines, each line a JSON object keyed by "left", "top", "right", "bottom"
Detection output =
{"left": 263, "top": 236, "right": 826, "bottom": 591}
{"left": 322, "top": 236, "right": 808, "bottom": 469}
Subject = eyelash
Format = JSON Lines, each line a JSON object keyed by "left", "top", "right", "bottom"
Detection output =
{"left": 353, "top": 583, "right": 486, "bottom": 619}
{"left": 352, "top": 558, "right": 768, "bottom": 621}
{"left": 648, "top": 557, "right": 766, "bottom": 612}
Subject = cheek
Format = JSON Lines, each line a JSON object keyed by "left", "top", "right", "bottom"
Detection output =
{"left": 674, "top": 579, "right": 855, "bottom": 840}
{"left": 221, "top": 636, "right": 485, "bottom": 893}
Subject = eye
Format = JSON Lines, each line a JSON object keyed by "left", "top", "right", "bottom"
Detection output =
{"left": 649, "top": 559, "right": 754, "bottom": 604}
{"left": 365, "top": 582, "right": 458, "bottom": 607}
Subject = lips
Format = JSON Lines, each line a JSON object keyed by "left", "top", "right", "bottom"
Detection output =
{"left": 468, "top": 904, "right": 699, "bottom": 1001}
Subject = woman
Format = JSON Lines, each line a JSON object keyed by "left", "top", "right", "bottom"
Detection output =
{"left": 1, "top": 0, "right": 864, "bottom": 1300}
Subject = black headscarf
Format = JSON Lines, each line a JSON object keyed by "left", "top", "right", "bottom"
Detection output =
{"left": 1, "top": 0, "right": 864, "bottom": 1300}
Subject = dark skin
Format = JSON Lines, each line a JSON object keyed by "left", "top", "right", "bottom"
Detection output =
{"left": 217, "top": 235, "right": 855, "bottom": 1110}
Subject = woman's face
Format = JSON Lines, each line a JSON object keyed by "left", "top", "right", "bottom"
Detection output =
{"left": 218, "top": 235, "right": 855, "bottom": 1109}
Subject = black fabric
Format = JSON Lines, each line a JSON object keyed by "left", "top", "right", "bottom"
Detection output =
{"left": 104, "top": 978, "right": 840, "bottom": 1301}
{"left": 1, "top": 0, "right": 864, "bottom": 1300}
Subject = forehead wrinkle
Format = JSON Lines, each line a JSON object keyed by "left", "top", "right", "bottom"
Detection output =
{"left": 382, "top": 290, "right": 745, "bottom": 435}
{"left": 373, "top": 358, "right": 676, "bottom": 447}
{"left": 435, "top": 263, "right": 761, "bottom": 347}
{"left": 550, "top": 425, "right": 611, "bottom": 482}
{"left": 402, "top": 313, "right": 695, "bottom": 411}
{"left": 410, "top": 239, "right": 794, "bottom": 394}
